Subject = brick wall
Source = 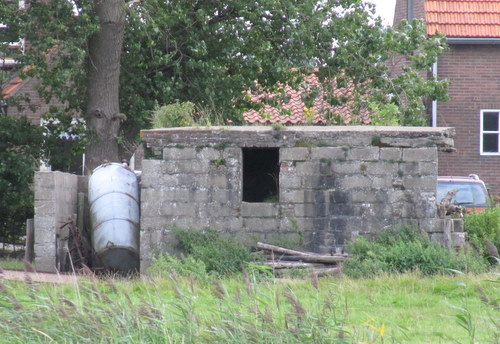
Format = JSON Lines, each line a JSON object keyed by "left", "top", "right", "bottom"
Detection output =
{"left": 7, "top": 77, "right": 51, "bottom": 124}
{"left": 392, "top": 0, "right": 500, "bottom": 196}
{"left": 139, "top": 126, "right": 456, "bottom": 271}
{"left": 436, "top": 45, "right": 500, "bottom": 196}
{"left": 393, "top": 0, "right": 425, "bottom": 25}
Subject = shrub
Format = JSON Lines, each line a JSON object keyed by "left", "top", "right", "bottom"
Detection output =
{"left": 151, "top": 101, "right": 195, "bottom": 128}
{"left": 343, "top": 226, "right": 489, "bottom": 278}
{"left": 173, "top": 227, "right": 251, "bottom": 276}
{"left": 464, "top": 207, "right": 500, "bottom": 260}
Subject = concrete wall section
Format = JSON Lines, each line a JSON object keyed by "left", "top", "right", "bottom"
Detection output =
{"left": 34, "top": 171, "right": 78, "bottom": 272}
{"left": 139, "top": 126, "right": 454, "bottom": 271}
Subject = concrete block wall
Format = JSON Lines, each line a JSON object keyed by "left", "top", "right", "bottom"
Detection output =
{"left": 139, "top": 126, "right": 455, "bottom": 271}
{"left": 33, "top": 171, "right": 79, "bottom": 272}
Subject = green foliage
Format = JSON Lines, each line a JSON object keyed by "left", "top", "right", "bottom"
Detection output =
{"left": 2, "top": 0, "right": 449, "bottom": 159}
{"left": 173, "top": 227, "right": 251, "bottom": 276}
{"left": 464, "top": 207, "right": 500, "bottom": 260}
{"left": 344, "top": 227, "right": 489, "bottom": 278}
{"left": 147, "top": 254, "right": 207, "bottom": 279}
{"left": 41, "top": 112, "right": 87, "bottom": 172}
{"left": 151, "top": 101, "right": 195, "bottom": 128}
{"left": 0, "top": 116, "right": 44, "bottom": 243}
{"left": 369, "top": 103, "right": 401, "bottom": 126}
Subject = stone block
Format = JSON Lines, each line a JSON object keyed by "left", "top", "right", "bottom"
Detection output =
{"left": 331, "top": 161, "right": 362, "bottom": 174}
{"left": 311, "top": 147, "right": 346, "bottom": 160}
{"left": 453, "top": 218, "right": 464, "bottom": 232}
{"left": 281, "top": 147, "right": 310, "bottom": 161}
{"left": 241, "top": 202, "right": 280, "bottom": 217}
{"left": 34, "top": 200, "right": 56, "bottom": 216}
{"left": 294, "top": 203, "right": 328, "bottom": 217}
{"left": 163, "top": 147, "right": 197, "bottom": 160}
{"left": 337, "top": 175, "right": 372, "bottom": 189}
{"left": 280, "top": 175, "right": 301, "bottom": 189}
{"left": 212, "top": 189, "right": 231, "bottom": 203}
{"left": 451, "top": 232, "right": 466, "bottom": 248}
{"left": 398, "top": 161, "right": 419, "bottom": 175}
{"left": 346, "top": 147, "right": 379, "bottom": 161}
{"left": 402, "top": 148, "right": 437, "bottom": 162}
{"left": 243, "top": 217, "right": 280, "bottom": 233}
{"left": 419, "top": 218, "right": 441, "bottom": 233}
{"left": 371, "top": 176, "right": 393, "bottom": 188}
{"left": 350, "top": 190, "right": 378, "bottom": 203}
{"left": 379, "top": 148, "right": 402, "bottom": 161}
{"left": 295, "top": 161, "right": 320, "bottom": 176}
{"left": 418, "top": 162, "right": 438, "bottom": 176}
{"left": 197, "top": 148, "right": 223, "bottom": 160}
{"left": 140, "top": 216, "right": 169, "bottom": 231}
{"left": 281, "top": 189, "right": 311, "bottom": 203}
{"left": 402, "top": 176, "right": 437, "bottom": 192}
{"left": 363, "top": 161, "right": 399, "bottom": 175}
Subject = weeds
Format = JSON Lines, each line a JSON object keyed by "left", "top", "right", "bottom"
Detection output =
{"left": 172, "top": 227, "right": 251, "bottom": 276}
{"left": 343, "top": 226, "right": 489, "bottom": 278}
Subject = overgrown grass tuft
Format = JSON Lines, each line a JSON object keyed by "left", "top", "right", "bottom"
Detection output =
{"left": 343, "top": 226, "right": 489, "bottom": 278}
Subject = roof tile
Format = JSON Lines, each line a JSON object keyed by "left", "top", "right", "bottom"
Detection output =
{"left": 241, "top": 74, "right": 371, "bottom": 125}
{"left": 425, "top": 0, "right": 500, "bottom": 37}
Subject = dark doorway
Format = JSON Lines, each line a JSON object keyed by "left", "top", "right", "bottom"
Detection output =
{"left": 242, "top": 148, "right": 279, "bottom": 202}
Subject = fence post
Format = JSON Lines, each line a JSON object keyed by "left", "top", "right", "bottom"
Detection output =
{"left": 24, "top": 218, "right": 34, "bottom": 262}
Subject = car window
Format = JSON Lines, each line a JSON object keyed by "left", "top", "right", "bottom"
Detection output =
{"left": 436, "top": 181, "right": 488, "bottom": 207}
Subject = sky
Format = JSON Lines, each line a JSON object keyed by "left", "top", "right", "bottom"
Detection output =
{"left": 366, "top": 0, "right": 397, "bottom": 26}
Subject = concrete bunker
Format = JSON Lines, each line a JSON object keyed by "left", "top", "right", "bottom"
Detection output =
{"left": 32, "top": 126, "right": 463, "bottom": 273}
{"left": 139, "top": 126, "right": 457, "bottom": 272}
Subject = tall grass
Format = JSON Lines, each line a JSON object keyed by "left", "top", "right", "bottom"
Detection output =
{"left": 0, "top": 271, "right": 498, "bottom": 343}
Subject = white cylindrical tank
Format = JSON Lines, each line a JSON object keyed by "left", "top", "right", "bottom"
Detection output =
{"left": 88, "top": 163, "right": 140, "bottom": 273}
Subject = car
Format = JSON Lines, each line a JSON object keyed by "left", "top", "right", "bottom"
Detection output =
{"left": 436, "top": 174, "right": 490, "bottom": 212}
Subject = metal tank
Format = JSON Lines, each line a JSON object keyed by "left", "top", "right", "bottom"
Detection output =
{"left": 88, "top": 163, "right": 140, "bottom": 273}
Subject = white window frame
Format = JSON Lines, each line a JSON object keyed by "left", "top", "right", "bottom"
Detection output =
{"left": 480, "top": 109, "right": 500, "bottom": 155}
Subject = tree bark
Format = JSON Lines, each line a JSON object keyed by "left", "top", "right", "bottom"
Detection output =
{"left": 85, "top": 0, "right": 126, "bottom": 172}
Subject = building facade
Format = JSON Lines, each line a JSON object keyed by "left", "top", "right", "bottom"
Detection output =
{"left": 394, "top": 0, "right": 500, "bottom": 196}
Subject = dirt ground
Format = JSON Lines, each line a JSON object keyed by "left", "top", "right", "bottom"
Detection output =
{"left": 0, "top": 268, "right": 80, "bottom": 284}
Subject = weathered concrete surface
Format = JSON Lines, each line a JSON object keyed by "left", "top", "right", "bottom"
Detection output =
{"left": 33, "top": 172, "right": 85, "bottom": 272}
{"left": 139, "top": 126, "right": 455, "bottom": 271}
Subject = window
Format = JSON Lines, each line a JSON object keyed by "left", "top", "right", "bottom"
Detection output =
{"left": 242, "top": 148, "right": 279, "bottom": 202}
{"left": 480, "top": 110, "right": 500, "bottom": 155}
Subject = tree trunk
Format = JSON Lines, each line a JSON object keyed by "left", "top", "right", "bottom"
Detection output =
{"left": 84, "top": 0, "right": 126, "bottom": 172}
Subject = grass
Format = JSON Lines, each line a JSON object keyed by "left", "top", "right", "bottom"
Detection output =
{"left": 0, "top": 271, "right": 498, "bottom": 343}
{"left": 0, "top": 258, "right": 24, "bottom": 270}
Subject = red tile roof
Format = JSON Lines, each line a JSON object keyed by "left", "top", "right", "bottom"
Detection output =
{"left": 242, "top": 74, "right": 371, "bottom": 125}
{"left": 1, "top": 66, "right": 31, "bottom": 99}
{"left": 425, "top": 0, "right": 500, "bottom": 37}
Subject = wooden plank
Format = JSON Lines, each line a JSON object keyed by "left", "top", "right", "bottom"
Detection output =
{"left": 257, "top": 242, "right": 319, "bottom": 256}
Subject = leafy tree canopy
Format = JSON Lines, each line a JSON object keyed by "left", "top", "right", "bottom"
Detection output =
{"left": 1, "top": 0, "right": 448, "bottom": 155}
{"left": 0, "top": 116, "right": 44, "bottom": 243}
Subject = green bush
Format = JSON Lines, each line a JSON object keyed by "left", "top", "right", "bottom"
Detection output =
{"left": 343, "top": 227, "right": 489, "bottom": 278}
{"left": 464, "top": 207, "right": 500, "bottom": 259}
{"left": 151, "top": 101, "right": 195, "bottom": 128}
{"left": 173, "top": 227, "right": 251, "bottom": 276}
